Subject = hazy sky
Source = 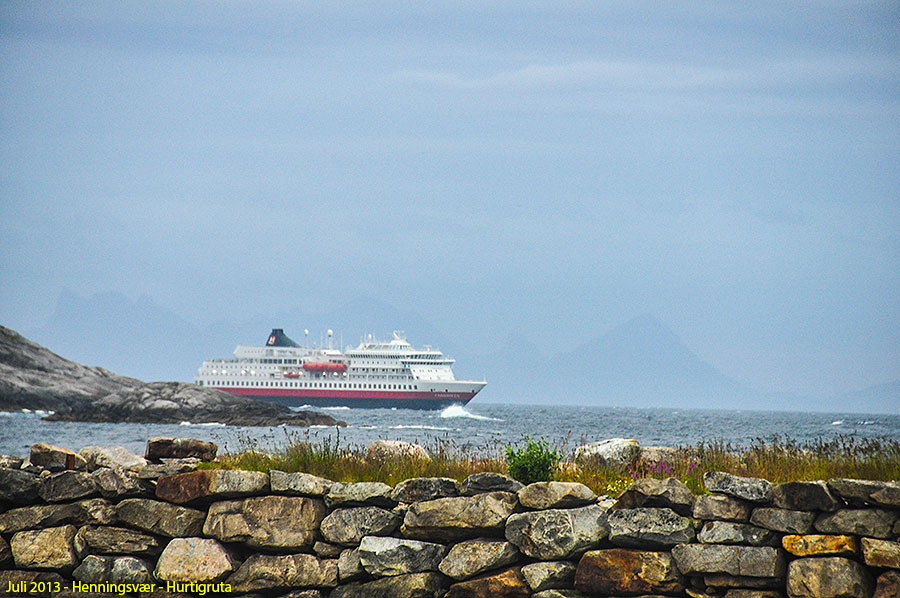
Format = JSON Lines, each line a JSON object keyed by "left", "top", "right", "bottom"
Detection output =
{"left": 2, "top": 2, "right": 898, "bottom": 397}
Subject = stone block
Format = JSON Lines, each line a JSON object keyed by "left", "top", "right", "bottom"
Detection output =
{"left": 270, "top": 470, "right": 332, "bottom": 496}
{"left": 326, "top": 482, "right": 395, "bottom": 508}
{"left": 773, "top": 481, "right": 841, "bottom": 511}
{"left": 92, "top": 466, "right": 153, "bottom": 499}
{"left": 391, "top": 477, "right": 459, "bottom": 503}
{"left": 505, "top": 504, "right": 608, "bottom": 560}
{"left": 116, "top": 498, "right": 206, "bottom": 537}
{"left": 693, "top": 493, "right": 753, "bottom": 521}
{"left": 438, "top": 538, "right": 519, "bottom": 580}
{"left": 226, "top": 553, "right": 338, "bottom": 592}
{"left": 72, "top": 555, "right": 155, "bottom": 584}
{"left": 828, "top": 479, "right": 900, "bottom": 508}
{"left": 520, "top": 560, "right": 576, "bottom": 592}
{"left": 74, "top": 525, "right": 161, "bottom": 556}
{"left": 672, "top": 544, "right": 785, "bottom": 578}
{"left": 29, "top": 443, "right": 86, "bottom": 471}
{"left": 518, "top": 481, "right": 597, "bottom": 510}
{"left": 575, "top": 548, "right": 684, "bottom": 596}
{"left": 338, "top": 548, "right": 365, "bottom": 582}
{"left": 613, "top": 477, "right": 696, "bottom": 516}
{"left": 787, "top": 557, "right": 872, "bottom": 598}
{"left": 39, "top": 471, "right": 99, "bottom": 503}
{"left": 699, "top": 521, "right": 778, "bottom": 546}
{"left": 330, "top": 572, "right": 449, "bottom": 598}
{"left": 608, "top": 507, "right": 695, "bottom": 548}
{"left": 79, "top": 446, "right": 148, "bottom": 472}
{"left": 814, "top": 508, "right": 897, "bottom": 539}
{"left": 154, "top": 537, "right": 237, "bottom": 582}
{"left": 321, "top": 506, "right": 400, "bottom": 546}
{"left": 574, "top": 438, "right": 641, "bottom": 466}
{"left": 751, "top": 508, "right": 816, "bottom": 533}
{"left": 0, "top": 469, "right": 41, "bottom": 505}
{"left": 782, "top": 534, "right": 858, "bottom": 557}
{"left": 403, "top": 491, "right": 518, "bottom": 542}
{"left": 874, "top": 570, "right": 900, "bottom": 598}
{"left": 367, "top": 440, "right": 431, "bottom": 462}
{"left": 445, "top": 567, "right": 530, "bottom": 598}
{"left": 155, "top": 469, "right": 269, "bottom": 503}
{"left": 203, "top": 495, "right": 326, "bottom": 549}
{"left": 704, "top": 472, "right": 773, "bottom": 503}
{"left": 146, "top": 437, "right": 218, "bottom": 461}
{"left": 861, "top": 537, "right": 900, "bottom": 569}
{"left": 459, "top": 472, "right": 523, "bottom": 495}
{"left": 10, "top": 525, "right": 80, "bottom": 570}
{"left": 358, "top": 535, "right": 447, "bottom": 577}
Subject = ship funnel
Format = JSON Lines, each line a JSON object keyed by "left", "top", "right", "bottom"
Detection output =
{"left": 266, "top": 329, "right": 300, "bottom": 347}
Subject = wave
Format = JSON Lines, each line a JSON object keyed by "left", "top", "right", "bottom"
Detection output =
{"left": 290, "top": 405, "right": 315, "bottom": 411}
{"left": 389, "top": 425, "right": 454, "bottom": 432}
{"left": 15, "top": 409, "right": 55, "bottom": 417}
{"left": 321, "top": 406, "right": 351, "bottom": 411}
{"left": 439, "top": 405, "right": 502, "bottom": 422}
{"left": 831, "top": 420, "right": 843, "bottom": 425}
{"left": 179, "top": 421, "right": 226, "bottom": 427}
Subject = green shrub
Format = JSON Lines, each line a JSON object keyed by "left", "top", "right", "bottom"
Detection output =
{"left": 505, "top": 436, "right": 560, "bottom": 484}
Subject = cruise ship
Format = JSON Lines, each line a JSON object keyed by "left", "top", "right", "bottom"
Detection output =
{"left": 195, "top": 329, "right": 486, "bottom": 409}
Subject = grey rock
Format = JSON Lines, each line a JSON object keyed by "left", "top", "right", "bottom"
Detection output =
{"left": 704, "top": 472, "right": 773, "bottom": 503}
{"left": 72, "top": 555, "right": 155, "bottom": 584}
{"left": 459, "top": 472, "right": 523, "bottom": 495}
{"left": 339, "top": 548, "right": 366, "bottom": 582}
{"left": 74, "top": 525, "right": 161, "bottom": 556}
{"left": 704, "top": 574, "right": 782, "bottom": 589}
{"left": 750, "top": 508, "right": 816, "bottom": 533}
{"left": 326, "top": 482, "right": 395, "bottom": 508}
{"left": 772, "top": 481, "right": 842, "bottom": 511}
{"left": 521, "top": 561, "right": 576, "bottom": 592}
{"left": 391, "top": 477, "right": 459, "bottom": 503}
{"left": 79, "top": 445, "right": 148, "bottom": 472}
{"left": 92, "top": 466, "right": 153, "bottom": 498}
{"left": 828, "top": 478, "right": 900, "bottom": 508}
{"left": 39, "top": 471, "right": 99, "bottom": 502}
{"left": 574, "top": 548, "right": 684, "bottom": 596}
{"left": 607, "top": 507, "right": 695, "bottom": 548}
{"left": 0, "top": 468, "right": 41, "bottom": 505}
{"left": 518, "top": 481, "right": 597, "bottom": 510}
{"left": 698, "top": 521, "right": 778, "bottom": 546}
{"left": 321, "top": 506, "right": 400, "bottom": 546}
{"left": 875, "top": 570, "right": 900, "bottom": 598}
{"left": 329, "top": 572, "right": 449, "bottom": 598}
{"left": 672, "top": 544, "right": 785, "bottom": 578}
{"left": 29, "top": 443, "right": 87, "bottom": 471}
{"left": 367, "top": 440, "right": 431, "bottom": 461}
{"left": 438, "top": 538, "right": 519, "bottom": 580}
{"left": 10, "top": 525, "right": 80, "bottom": 570}
{"left": 116, "top": 498, "right": 206, "bottom": 537}
{"left": 135, "top": 458, "right": 200, "bottom": 479}
{"left": 505, "top": 504, "right": 608, "bottom": 560}
{"left": 226, "top": 553, "right": 338, "bottom": 592}
{"left": 315, "top": 541, "right": 344, "bottom": 558}
{"left": 203, "top": 495, "right": 327, "bottom": 549}
{"left": 270, "top": 469, "right": 332, "bottom": 496}
{"left": 641, "top": 445, "right": 679, "bottom": 464}
{"left": 154, "top": 537, "right": 238, "bottom": 582}
{"left": 73, "top": 498, "right": 118, "bottom": 526}
{"left": 0, "top": 455, "right": 25, "bottom": 469}
{"left": 612, "top": 477, "right": 695, "bottom": 516}
{"left": 0, "top": 502, "right": 82, "bottom": 533}
{"left": 145, "top": 437, "right": 217, "bottom": 461}
{"left": 532, "top": 591, "right": 586, "bottom": 598}
{"left": 787, "top": 557, "right": 873, "bottom": 598}
{"left": 814, "top": 508, "right": 897, "bottom": 539}
{"left": 693, "top": 494, "right": 752, "bottom": 521}
{"left": 574, "top": 438, "right": 641, "bottom": 466}
{"left": 358, "top": 535, "right": 447, "bottom": 577}
{"left": 0, "top": 536, "right": 12, "bottom": 568}
{"left": 403, "top": 491, "right": 519, "bottom": 541}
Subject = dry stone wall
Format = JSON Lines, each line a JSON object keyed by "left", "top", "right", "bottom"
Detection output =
{"left": 1, "top": 441, "right": 899, "bottom": 598}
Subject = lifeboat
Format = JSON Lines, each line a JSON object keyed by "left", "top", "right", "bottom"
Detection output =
{"left": 283, "top": 371, "right": 301, "bottom": 378}
{"left": 302, "top": 362, "right": 347, "bottom": 373}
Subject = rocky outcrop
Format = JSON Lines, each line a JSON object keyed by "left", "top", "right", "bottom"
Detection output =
{"left": 0, "top": 325, "right": 345, "bottom": 427}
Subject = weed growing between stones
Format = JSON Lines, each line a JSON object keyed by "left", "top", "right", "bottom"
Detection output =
{"left": 504, "top": 436, "right": 561, "bottom": 485}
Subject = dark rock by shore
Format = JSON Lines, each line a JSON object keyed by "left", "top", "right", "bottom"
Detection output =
{"left": 0, "top": 325, "right": 345, "bottom": 427}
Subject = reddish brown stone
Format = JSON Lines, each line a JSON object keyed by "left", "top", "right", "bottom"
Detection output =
{"left": 146, "top": 438, "right": 217, "bottom": 461}
{"left": 875, "top": 570, "right": 900, "bottom": 598}
{"left": 445, "top": 567, "right": 530, "bottom": 598}
{"left": 575, "top": 548, "right": 684, "bottom": 596}
{"left": 155, "top": 469, "right": 268, "bottom": 503}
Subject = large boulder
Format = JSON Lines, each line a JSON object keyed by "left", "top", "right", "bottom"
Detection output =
{"left": 402, "top": 492, "right": 518, "bottom": 541}
{"left": 575, "top": 548, "right": 684, "bottom": 596}
{"left": 787, "top": 557, "right": 873, "bottom": 598}
{"left": 517, "top": 482, "right": 596, "bottom": 510}
{"left": 321, "top": 506, "right": 401, "bottom": 546}
{"left": 505, "top": 504, "right": 608, "bottom": 560}
{"left": 326, "top": 482, "right": 395, "bottom": 508}
{"left": 574, "top": 438, "right": 640, "bottom": 467}
{"left": 203, "top": 495, "right": 327, "bottom": 549}
{"left": 438, "top": 539, "right": 519, "bottom": 580}
{"left": 367, "top": 440, "right": 431, "bottom": 462}
{"left": 607, "top": 507, "right": 695, "bottom": 548}
{"left": 29, "top": 443, "right": 86, "bottom": 471}
{"left": 154, "top": 537, "right": 238, "bottom": 582}
{"left": 271, "top": 470, "right": 332, "bottom": 497}
{"left": 358, "top": 536, "right": 447, "bottom": 577}
{"left": 226, "top": 553, "right": 338, "bottom": 592}
{"left": 772, "top": 481, "right": 842, "bottom": 511}
{"left": 155, "top": 469, "right": 269, "bottom": 503}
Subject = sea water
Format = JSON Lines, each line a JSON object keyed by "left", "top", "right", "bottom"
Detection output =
{"left": 1, "top": 403, "right": 898, "bottom": 458}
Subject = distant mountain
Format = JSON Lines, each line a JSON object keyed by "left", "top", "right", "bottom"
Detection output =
{"left": 836, "top": 380, "right": 900, "bottom": 415}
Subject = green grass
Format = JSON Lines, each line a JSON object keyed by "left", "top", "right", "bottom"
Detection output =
{"left": 204, "top": 431, "right": 900, "bottom": 498}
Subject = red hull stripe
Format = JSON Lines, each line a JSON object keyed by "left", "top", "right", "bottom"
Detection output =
{"left": 216, "top": 387, "right": 478, "bottom": 402}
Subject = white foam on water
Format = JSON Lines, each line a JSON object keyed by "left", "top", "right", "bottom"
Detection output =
{"left": 831, "top": 420, "right": 843, "bottom": 425}
{"left": 439, "top": 405, "right": 502, "bottom": 421}
{"left": 291, "top": 405, "right": 315, "bottom": 410}
{"left": 179, "top": 421, "right": 225, "bottom": 427}
{"left": 321, "top": 406, "right": 351, "bottom": 411}
{"left": 390, "top": 424, "right": 453, "bottom": 432}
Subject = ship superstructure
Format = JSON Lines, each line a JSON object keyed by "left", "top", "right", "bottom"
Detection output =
{"left": 195, "top": 329, "right": 485, "bottom": 409}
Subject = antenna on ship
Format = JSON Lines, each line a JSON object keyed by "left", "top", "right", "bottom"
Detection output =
{"left": 304, "top": 329, "right": 309, "bottom": 347}
{"left": 327, "top": 329, "right": 333, "bottom": 349}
